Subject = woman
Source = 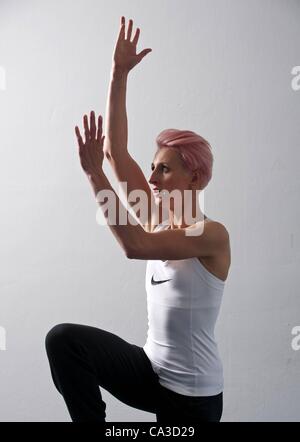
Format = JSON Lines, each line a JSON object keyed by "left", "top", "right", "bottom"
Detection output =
{"left": 45, "top": 16, "right": 231, "bottom": 423}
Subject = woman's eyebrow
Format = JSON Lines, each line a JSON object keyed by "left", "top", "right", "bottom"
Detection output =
{"left": 151, "top": 162, "right": 169, "bottom": 167}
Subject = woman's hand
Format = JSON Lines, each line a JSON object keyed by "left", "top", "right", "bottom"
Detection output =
{"left": 112, "top": 16, "right": 152, "bottom": 73}
{"left": 75, "top": 111, "right": 105, "bottom": 180}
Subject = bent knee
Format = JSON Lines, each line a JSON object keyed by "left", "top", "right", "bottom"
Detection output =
{"left": 45, "top": 323, "right": 76, "bottom": 350}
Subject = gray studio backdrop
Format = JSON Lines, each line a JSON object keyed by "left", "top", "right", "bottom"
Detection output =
{"left": 0, "top": 0, "right": 299, "bottom": 422}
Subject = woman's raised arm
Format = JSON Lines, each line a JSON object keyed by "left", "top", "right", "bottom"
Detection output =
{"left": 103, "top": 16, "right": 152, "bottom": 160}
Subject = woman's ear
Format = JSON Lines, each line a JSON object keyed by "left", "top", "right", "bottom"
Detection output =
{"left": 187, "top": 171, "right": 197, "bottom": 191}
{"left": 191, "top": 170, "right": 199, "bottom": 183}
{"left": 191, "top": 170, "right": 202, "bottom": 191}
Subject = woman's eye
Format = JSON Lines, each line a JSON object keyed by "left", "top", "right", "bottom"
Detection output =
{"left": 151, "top": 166, "right": 168, "bottom": 171}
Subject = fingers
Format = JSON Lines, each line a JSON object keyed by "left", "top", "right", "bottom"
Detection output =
{"left": 132, "top": 27, "right": 140, "bottom": 46}
{"left": 120, "top": 16, "right": 140, "bottom": 45}
{"left": 75, "top": 126, "right": 84, "bottom": 149}
{"left": 90, "top": 110, "right": 96, "bottom": 139}
{"left": 96, "top": 115, "right": 103, "bottom": 143}
{"left": 126, "top": 18, "right": 133, "bottom": 41}
{"left": 81, "top": 111, "right": 102, "bottom": 141}
{"left": 83, "top": 114, "right": 90, "bottom": 143}
{"left": 117, "top": 16, "right": 125, "bottom": 42}
{"left": 76, "top": 112, "right": 103, "bottom": 149}
{"left": 137, "top": 48, "right": 152, "bottom": 62}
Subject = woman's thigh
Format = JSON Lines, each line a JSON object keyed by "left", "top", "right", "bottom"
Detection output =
{"left": 46, "top": 323, "right": 160, "bottom": 415}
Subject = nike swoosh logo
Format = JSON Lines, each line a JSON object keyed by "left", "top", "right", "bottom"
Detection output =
{"left": 151, "top": 275, "right": 172, "bottom": 285}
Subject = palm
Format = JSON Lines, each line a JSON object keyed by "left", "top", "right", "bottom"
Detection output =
{"left": 113, "top": 17, "right": 152, "bottom": 72}
{"left": 114, "top": 39, "right": 138, "bottom": 71}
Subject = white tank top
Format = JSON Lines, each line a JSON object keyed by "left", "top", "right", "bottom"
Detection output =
{"left": 143, "top": 222, "right": 225, "bottom": 396}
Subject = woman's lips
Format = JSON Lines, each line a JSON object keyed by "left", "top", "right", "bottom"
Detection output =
{"left": 153, "top": 189, "right": 165, "bottom": 197}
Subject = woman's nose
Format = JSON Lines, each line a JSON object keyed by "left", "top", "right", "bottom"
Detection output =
{"left": 148, "top": 171, "right": 157, "bottom": 184}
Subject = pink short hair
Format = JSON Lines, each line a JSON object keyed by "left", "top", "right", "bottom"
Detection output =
{"left": 155, "top": 129, "right": 214, "bottom": 190}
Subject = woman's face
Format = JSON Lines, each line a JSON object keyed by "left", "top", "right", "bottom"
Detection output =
{"left": 148, "top": 147, "right": 199, "bottom": 200}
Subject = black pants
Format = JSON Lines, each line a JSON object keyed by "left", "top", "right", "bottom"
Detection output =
{"left": 45, "top": 323, "right": 223, "bottom": 423}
